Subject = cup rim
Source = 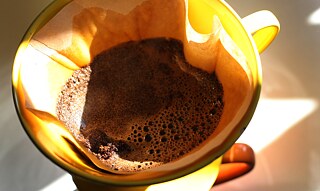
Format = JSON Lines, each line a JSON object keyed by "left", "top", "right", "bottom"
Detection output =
{"left": 12, "top": 0, "right": 262, "bottom": 186}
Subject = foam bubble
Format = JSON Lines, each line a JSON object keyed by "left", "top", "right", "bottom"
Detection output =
{"left": 56, "top": 37, "right": 224, "bottom": 172}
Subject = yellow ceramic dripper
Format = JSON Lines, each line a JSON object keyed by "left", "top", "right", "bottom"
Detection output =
{"left": 12, "top": 0, "right": 279, "bottom": 190}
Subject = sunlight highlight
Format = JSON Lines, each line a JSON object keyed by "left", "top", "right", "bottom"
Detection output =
{"left": 307, "top": 7, "right": 320, "bottom": 25}
{"left": 40, "top": 174, "right": 76, "bottom": 191}
{"left": 237, "top": 98, "right": 319, "bottom": 152}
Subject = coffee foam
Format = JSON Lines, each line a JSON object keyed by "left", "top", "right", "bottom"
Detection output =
{"left": 56, "top": 37, "right": 224, "bottom": 172}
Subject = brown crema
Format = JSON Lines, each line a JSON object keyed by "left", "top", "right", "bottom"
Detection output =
{"left": 56, "top": 37, "right": 224, "bottom": 172}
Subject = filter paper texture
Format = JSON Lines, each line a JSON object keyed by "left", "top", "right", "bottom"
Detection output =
{"left": 19, "top": 0, "right": 253, "bottom": 173}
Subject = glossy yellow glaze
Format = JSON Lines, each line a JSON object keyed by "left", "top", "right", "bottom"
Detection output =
{"left": 12, "top": 0, "right": 279, "bottom": 190}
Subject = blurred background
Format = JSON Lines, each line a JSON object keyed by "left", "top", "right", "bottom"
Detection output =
{"left": 0, "top": 0, "right": 319, "bottom": 190}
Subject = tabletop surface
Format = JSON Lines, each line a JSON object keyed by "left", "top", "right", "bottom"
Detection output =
{"left": 1, "top": 0, "right": 320, "bottom": 191}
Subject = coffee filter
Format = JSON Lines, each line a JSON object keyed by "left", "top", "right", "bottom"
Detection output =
{"left": 17, "top": 0, "right": 253, "bottom": 180}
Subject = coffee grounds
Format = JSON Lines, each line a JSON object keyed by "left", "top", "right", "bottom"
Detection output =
{"left": 56, "top": 37, "right": 224, "bottom": 172}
